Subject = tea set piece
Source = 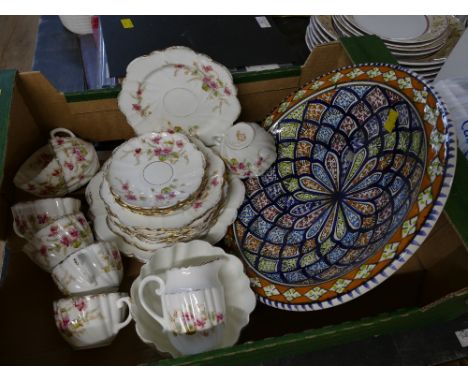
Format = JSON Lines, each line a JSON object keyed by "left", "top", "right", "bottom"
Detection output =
{"left": 51, "top": 241, "right": 123, "bottom": 296}
{"left": 118, "top": 46, "right": 241, "bottom": 146}
{"left": 234, "top": 63, "right": 456, "bottom": 311}
{"left": 130, "top": 240, "right": 256, "bottom": 357}
{"left": 138, "top": 259, "right": 225, "bottom": 338}
{"left": 215, "top": 122, "right": 277, "bottom": 179}
{"left": 22, "top": 212, "right": 94, "bottom": 272}
{"left": 12, "top": 197, "right": 81, "bottom": 240}
{"left": 105, "top": 131, "right": 206, "bottom": 211}
{"left": 13, "top": 128, "right": 100, "bottom": 197}
{"left": 98, "top": 136, "right": 225, "bottom": 231}
{"left": 13, "top": 144, "right": 68, "bottom": 197}
{"left": 84, "top": 131, "right": 242, "bottom": 259}
{"left": 200, "top": 174, "right": 245, "bottom": 244}
{"left": 49, "top": 128, "right": 100, "bottom": 192}
{"left": 53, "top": 292, "right": 132, "bottom": 350}
{"left": 87, "top": 161, "right": 244, "bottom": 262}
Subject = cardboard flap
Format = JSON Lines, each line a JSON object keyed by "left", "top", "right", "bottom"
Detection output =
{"left": 300, "top": 42, "right": 352, "bottom": 86}
{"left": 17, "top": 72, "right": 134, "bottom": 142}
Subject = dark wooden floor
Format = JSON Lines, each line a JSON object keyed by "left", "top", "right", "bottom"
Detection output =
{"left": 0, "top": 16, "right": 39, "bottom": 71}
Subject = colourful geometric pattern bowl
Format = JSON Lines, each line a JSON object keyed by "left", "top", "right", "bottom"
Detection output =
{"left": 233, "top": 63, "right": 456, "bottom": 311}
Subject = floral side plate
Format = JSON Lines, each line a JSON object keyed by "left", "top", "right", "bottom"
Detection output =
{"left": 100, "top": 136, "right": 225, "bottom": 231}
{"left": 233, "top": 63, "right": 456, "bottom": 311}
{"left": 106, "top": 131, "right": 206, "bottom": 210}
{"left": 88, "top": 171, "right": 244, "bottom": 263}
{"left": 129, "top": 240, "right": 256, "bottom": 358}
{"left": 118, "top": 46, "right": 241, "bottom": 147}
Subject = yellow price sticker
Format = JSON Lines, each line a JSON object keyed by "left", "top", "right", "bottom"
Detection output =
{"left": 384, "top": 108, "right": 399, "bottom": 133}
{"left": 120, "top": 18, "right": 134, "bottom": 29}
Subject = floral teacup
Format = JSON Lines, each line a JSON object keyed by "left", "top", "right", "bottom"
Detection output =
{"left": 51, "top": 241, "right": 123, "bottom": 296}
{"left": 13, "top": 144, "right": 68, "bottom": 197}
{"left": 12, "top": 197, "right": 81, "bottom": 240}
{"left": 53, "top": 292, "right": 132, "bottom": 349}
{"left": 26, "top": 212, "right": 94, "bottom": 272}
{"left": 216, "top": 122, "right": 276, "bottom": 178}
{"left": 49, "top": 128, "right": 100, "bottom": 192}
{"left": 13, "top": 128, "right": 99, "bottom": 197}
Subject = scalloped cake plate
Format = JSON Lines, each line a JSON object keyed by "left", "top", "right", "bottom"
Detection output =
{"left": 106, "top": 131, "right": 206, "bottom": 210}
{"left": 118, "top": 46, "right": 241, "bottom": 147}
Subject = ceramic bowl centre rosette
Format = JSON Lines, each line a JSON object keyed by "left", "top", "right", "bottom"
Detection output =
{"left": 106, "top": 131, "right": 206, "bottom": 210}
{"left": 234, "top": 63, "right": 456, "bottom": 311}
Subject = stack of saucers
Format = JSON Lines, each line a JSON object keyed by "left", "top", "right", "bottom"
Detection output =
{"left": 12, "top": 197, "right": 132, "bottom": 350}
{"left": 306, "top": 15, "right": 464, "bottom": 82}
{"left": 86, "top": 129, "right": 245, "bottom": 262}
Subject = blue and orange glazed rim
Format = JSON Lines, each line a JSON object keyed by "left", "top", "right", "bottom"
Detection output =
{"left": 233, "top": 62, "right": 457, "bottom": 312}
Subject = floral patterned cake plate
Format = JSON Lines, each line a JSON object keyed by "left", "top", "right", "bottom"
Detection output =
{"left": 118, "top": 46, "right": 241, "bottom": 147}
{"left": 233, "top": 63, "right": 456, "bottom": 311}
{"left": 106, "top": 131, "right": 206, "bottom": 211}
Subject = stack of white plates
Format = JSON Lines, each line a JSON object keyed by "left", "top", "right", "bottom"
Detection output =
{"left": 305, "top": 15, "right": 464, "bottom": 82}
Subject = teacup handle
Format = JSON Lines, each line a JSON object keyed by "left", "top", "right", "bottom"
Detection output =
{"left": 12, "top": 221, "right": 25, "bottom": 239}
{"left": 50, "top": 128, "right": 76, "bottom": 139}
{"left": 138, "top": 275, "right": 170, "bottom": 331}
{"left": 114, "top": 296, "right": 133, "bottom": 333}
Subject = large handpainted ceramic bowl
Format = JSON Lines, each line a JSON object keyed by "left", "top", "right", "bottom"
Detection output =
{"left": 233, "top": 63, "right": 456, "bottom": 311}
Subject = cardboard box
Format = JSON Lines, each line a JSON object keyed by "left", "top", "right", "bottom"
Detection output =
{"left": 1, "top": 41, "right": 467, "bottom": 365}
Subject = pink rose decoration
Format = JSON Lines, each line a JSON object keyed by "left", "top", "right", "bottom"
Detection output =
{"left": 64, "top": 161, "right": 74, "bottom": 171}
{"left": 60, "top": 236, "right": 71, "bottom": 247}
{"left": 126, "top": 193, "right": 137, "bottom": 201}
{"left": 77, "top": 216, "right": 86, "bottom": 226}
{"left": 162, "top": 147, "right": 172, "bottom": 155}
{"left": 202, "top": 65, "right": 213, "bottom": 72}
{"left": 132, "top": 103, "right": 141, "bottom": 111}
{"left": 51, "top": 169, "right": 61, "bottom": 177}
{"left": 73, "top": 299, "right": 86, "bottom": 312}
{"left": 195, "top": 319, "right": 206, "bottom": 329}
{"left": 37, "top": 214, "right": 48, "bottom": 225}
{"left": 39, "top": 245, "right": 48, "bottom": 257}
{"left": 224, "top": 87, "right": 232, "bottom": 96}
{"left": 176, "top": 140, "right": 184, "bottom": 148}
{"left": 49, "top": 225, "right": 59, "bottom": 237}
{"left": 59, "top": 315, "right": 70, "bottom": 331}
{"left": 68, "top": 228, "right": 79, "bottom": 238}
